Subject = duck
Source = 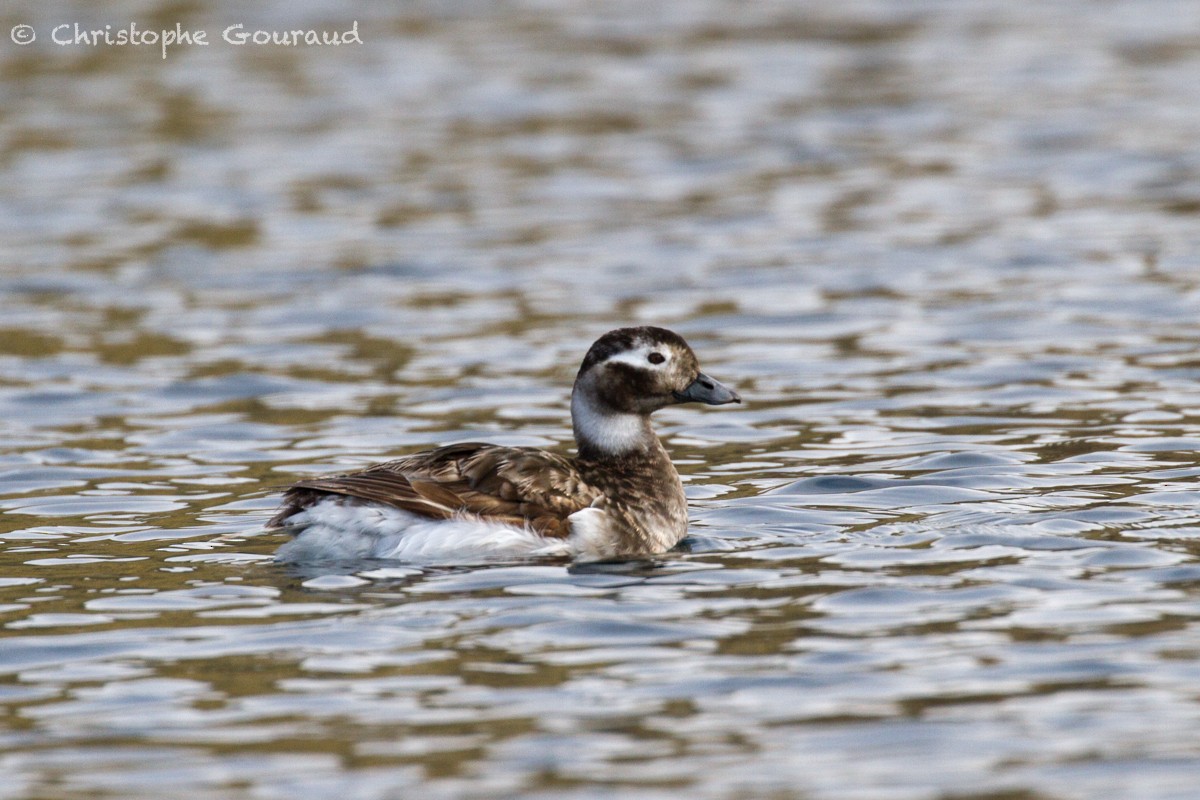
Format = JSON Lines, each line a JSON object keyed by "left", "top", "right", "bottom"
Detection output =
{"left": 267, "top": 326, "right": 741, "bottom": 562}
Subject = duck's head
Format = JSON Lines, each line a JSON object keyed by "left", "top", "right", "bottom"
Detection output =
{"left": 571, "top": 326, "right": 740, "bottom": 457}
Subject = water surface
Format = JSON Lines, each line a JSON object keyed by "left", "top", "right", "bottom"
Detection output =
{"left": 3, "top": 1, "right": 1200, "bottom": 798}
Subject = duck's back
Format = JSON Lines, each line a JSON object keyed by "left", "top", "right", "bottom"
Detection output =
{"left": 269, "top": 443, "right": 603, "bottom": 562}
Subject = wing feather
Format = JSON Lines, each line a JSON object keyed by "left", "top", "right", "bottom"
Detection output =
{"left": 268, "top": 443, "right": 599, "bottom": 539}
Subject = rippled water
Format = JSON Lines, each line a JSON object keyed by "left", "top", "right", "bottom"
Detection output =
{"left": 4, "top": 1, "right": 1200, "bottom": 797}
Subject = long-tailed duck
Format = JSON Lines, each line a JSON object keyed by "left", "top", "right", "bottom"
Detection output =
{"left": 268, "top": 326, "right": 740, "bottom": 562}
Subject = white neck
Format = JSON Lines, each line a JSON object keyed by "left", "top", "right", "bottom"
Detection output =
{"left": 571, "top": 391, "right": 651, "bottom": 457}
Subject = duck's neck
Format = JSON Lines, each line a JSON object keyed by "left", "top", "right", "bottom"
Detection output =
{"left": 571, "top": 391, "right": 659, "bottom": 462}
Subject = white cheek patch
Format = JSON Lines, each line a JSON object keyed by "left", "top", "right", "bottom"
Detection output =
{"left": 604, "top": 344, "right": 670, "bottom": 370}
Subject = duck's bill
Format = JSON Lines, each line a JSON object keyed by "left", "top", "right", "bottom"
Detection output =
{"left": 673, "top": 372, "right": 741, "bottom": 405}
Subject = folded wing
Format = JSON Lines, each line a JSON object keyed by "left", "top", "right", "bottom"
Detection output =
{"left": 268, "top": 443, "right": 600, "bottom": 539}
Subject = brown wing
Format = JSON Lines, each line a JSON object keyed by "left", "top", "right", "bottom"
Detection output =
{"left": 268, "top": 443, "right": 600, "bottom": 539}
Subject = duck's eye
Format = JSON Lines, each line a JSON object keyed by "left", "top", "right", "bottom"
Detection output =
{"left": 647, "top": 352, "right": 665, "bottom": 365}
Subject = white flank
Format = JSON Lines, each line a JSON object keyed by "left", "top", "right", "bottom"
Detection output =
{"left": 566, "top": 506, "right": 618, "bottom": 560}
{"left": 276, "top": 498, "right": 592, "bottom": 563}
